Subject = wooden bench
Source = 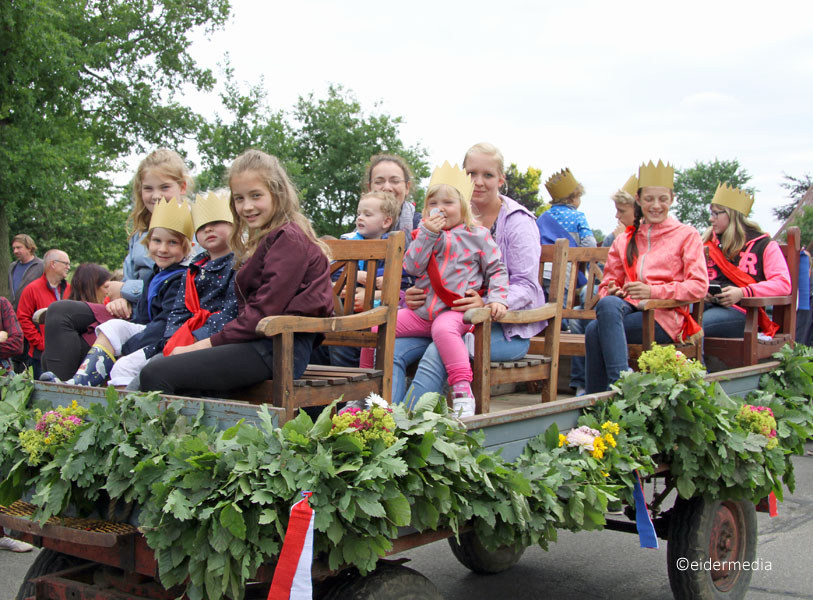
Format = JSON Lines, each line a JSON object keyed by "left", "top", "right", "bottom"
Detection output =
{"left": 704, "top": 227, "right": 800, "bottom": 368}
{"left": 228, "top": 232, "right": 405, "bottom": 423}
{"left": 544, "top": 243, "right": 704, "bottom": 367}
{"left": 465, "top": 239, "right": 569, "bottom": 414}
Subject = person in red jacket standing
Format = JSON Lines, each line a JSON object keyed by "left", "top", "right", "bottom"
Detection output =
{"left": 16, "top": 249, "right": 71, "bottom": 378}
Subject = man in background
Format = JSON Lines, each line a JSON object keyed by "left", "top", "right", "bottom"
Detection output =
{"left": 7, "top": 234, "right": 44, "bottom": 309}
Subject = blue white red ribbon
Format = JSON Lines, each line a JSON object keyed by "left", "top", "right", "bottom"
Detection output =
{"left": 633, "top": 471, "right": 659, "bottom": 549}
{"left": 267, "top": 491, "right": 315, "bottom": 600}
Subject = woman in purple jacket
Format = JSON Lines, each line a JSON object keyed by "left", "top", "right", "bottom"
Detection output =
{"left": 391, "top": 142, "right": 546, "bottom": 405}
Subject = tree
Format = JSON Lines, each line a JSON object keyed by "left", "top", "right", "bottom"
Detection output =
{"left": 504, "top": 163, "right": 543, "bottom": 212}
{"left": 0, "top": 0, "right": 230, "bottom": 295}
{"left": 592, "top": 229, "right": 605, "bottom": 246}
{"left": 773, "top": 172, "right": 813, "bottom": 223}
{"left": 673, "top": 159, "right": 753, "bottom": 231}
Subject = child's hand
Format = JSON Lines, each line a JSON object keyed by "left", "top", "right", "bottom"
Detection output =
{"left": 715, "top": 286, "right": 744, "bottom": 308}
{"left": 489, "top": 302, "right": 508, "bottom": 320}
{"left": 105, "top": 281, "right": 124, "bottom": 301}
{"left": 606, "top": 280, "right": 626, "bottom": 297}
{"left": 623, "top": 281, "right": 651, "bottom": 300}
{"left": 170, "top": 338, "right": 212, "bottom": 355}
{"left": 0, "top": 331, "right": 8, "bottom": 343}
{"left": 423, "top": 210, "right": 445, "bottom": 233}
{"left": 356, "top": 271, "right": 368, "bottom": 286}
{"left": 106, "top": 298, "right": 132, "bottom": 319}
{"left": 375, "top": 275, "right": 383, "bottom": 290}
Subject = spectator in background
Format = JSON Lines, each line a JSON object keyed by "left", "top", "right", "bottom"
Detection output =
{"left": 0, "top": 296, "right": 24, "bottom": 373}
{"left": 7, "top": 234, "right": 44, "bottom": 309}
{"left": 16, "top": 249, "right": 71, "bottom": 378}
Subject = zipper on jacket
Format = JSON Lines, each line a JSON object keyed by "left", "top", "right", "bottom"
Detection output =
{"left": 427, "top": 231, "right": 452, "bottom": 319}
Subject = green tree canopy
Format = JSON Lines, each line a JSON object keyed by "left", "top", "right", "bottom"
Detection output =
{"left": 673, "top": 159, "right": 753, "bottom": 231}
{"left": 1, "top": 0, "right": 231, "bottom": 294}
{"left": 773, "top": 172, "right": 813, "bottom": 223}
{"left": 504, "top": 164, "right": 543, "bottom": 212}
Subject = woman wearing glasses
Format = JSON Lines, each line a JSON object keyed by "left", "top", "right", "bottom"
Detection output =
{"left": 702, "top": 184, "right": 791, "bottom": 337}
{"left": 364, "top": 154, "right": 422, "bottom": 244}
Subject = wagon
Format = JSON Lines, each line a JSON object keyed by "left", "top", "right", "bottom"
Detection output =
{"left": 0, "top": 360, "right": 777, "bottom": 600}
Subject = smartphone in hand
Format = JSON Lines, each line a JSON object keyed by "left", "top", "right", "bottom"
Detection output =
{"left": 708, "top": 283, "right": 723, "bottom": 296}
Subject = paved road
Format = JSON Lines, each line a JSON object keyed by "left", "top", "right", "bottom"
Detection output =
{"left": 2, "top": 445, "right": 812, "bottom": 599}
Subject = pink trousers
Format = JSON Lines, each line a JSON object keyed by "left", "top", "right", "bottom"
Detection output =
{"left": 360, "top": 308, "right": 472, "bottom": 385}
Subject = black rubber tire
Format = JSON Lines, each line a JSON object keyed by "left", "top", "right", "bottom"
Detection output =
{"left": 15, "top": 548, "right": 88, "bottom": 600}
{"left": 323, "top": 563, "right": 442, "bottom": 600}
{"left": 448, "top": 530, "right": 526, "bottom": 574}
{"left": 667, "top": 497, "right": 757, "bottom": 600}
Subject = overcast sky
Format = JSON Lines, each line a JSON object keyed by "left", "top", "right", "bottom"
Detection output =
{"left": 187, "top": 0, "right": 813, "bottom": 235}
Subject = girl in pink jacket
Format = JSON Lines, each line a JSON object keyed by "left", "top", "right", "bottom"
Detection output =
{"left": 361, "top": 163, "right": 509, "bottom": 417}
{"left": 702, "top": 183, "right": 791, "bottom": 338}
{"left": 585, "top": 161, "right": 708, "bottom": 393}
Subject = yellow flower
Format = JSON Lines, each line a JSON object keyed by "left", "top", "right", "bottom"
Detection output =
{"left": 44, "top": 437, "right": 51, "bottom": 445}
{"left": 591, "top": 447, "right": 604, "bottom": 459}
{"left": 600, "top": 471, "right": 610, "bottom": 477}
{"left": 591, "top": 437, "right": 606, "bottom": 459}
{"left": 603, "top": 433, "right": 617, "bottom": 448}
{"left": 558, "top": 434, "right": 567, "bottom": 447}
{"left": 601, "top": 421, "right": 620, "bottom": 435}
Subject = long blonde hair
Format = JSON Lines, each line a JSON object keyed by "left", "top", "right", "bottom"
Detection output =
{"left": 702, "top": 204, "right": 765, "bottom": 261}
{"left": 227, "top": 150, "right": 330, "bottom": 266}
{"left": 129, "top": 149, "right": 192, "bottom": 240}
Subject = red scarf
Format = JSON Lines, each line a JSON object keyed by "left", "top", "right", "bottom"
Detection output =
{"left": 412, "top": 229, "right": 484, "bottom": 309}
{"left": 624, "top": 227, "right": 702, "bottom": 343}
{"left": 704, "top": 238, "right": 780, "bottom": 337}
{"left": 163, "top": 267, "right": 214, "bottom": 356}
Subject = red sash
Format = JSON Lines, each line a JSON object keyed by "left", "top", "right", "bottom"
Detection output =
{"left": 163, "top": 268, "right": 214, "bottom": 356}
{"left": 623, "top": 228, "right": 702, "bottom": 343}
{"left": 704, "top": 239, "right": 780, "bottom": 337}
{"left": 412, "top": 229, "right": 485, "bottom": 309}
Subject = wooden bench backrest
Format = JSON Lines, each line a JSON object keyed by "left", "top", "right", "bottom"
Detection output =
{"left": 774, "top": 226, "right": 801, "bottom": 335}
{"left": 540, "top": 245, "right": 609, "bottom": 320}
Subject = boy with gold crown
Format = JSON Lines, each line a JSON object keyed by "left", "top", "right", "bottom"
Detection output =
{"left": 701, "top": 183, "right": 791, "bottom": 338}
{"left": 360, "top": 162, "right": 509, "bottom": 417}
{"left": 585, "top": 161, "right": 708, "bottom": 393}
{"left": 44, "top": 198, "right": 194, "bottom": 387}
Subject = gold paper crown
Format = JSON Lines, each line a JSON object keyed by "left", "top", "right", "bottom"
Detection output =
{"left": 621, "top": 174, "right": 639, "bottom": 197}
{"left": 192, "top": 191, "right": 234, "bottom": 232}
{"left": 149, "top": 197, "right": 194, "bottom": 241}
{"left": 638, "top": 160, "right": 674, "bottom": 189}
{"left": 427, "top": 161, "right": 474, "bottom": 203}
{"left": 712, "top": 183, "right": 754, "bottom": 216}
{"left": 545, "top": 168, "right": 580, "bottom": 200}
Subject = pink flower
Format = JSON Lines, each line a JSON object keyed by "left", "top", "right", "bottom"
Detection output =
{"left": 565, "top": 426, "right": 600, "bottom": 450}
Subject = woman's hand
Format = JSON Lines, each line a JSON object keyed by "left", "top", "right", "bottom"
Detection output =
{"left": 0, "top": 330, "right": 8, "bottom": 343}
{"left": 170, "top": 338, "right": 212, "bottom": 356}
{"left": 623, "top": 281, "right": 651, "bottom": 300}
{"left": 106, "top": 298, "right": 132, "bottom": 319}
{"left": 606, "top": 280, "right": 627, "bottom": 297}
{"left": 488, "top": 302, "right": 508, "bottom": 320}
{"left": 452, "top": 289, "right": 486, "bottom": 312}
{"left": 715, "top": 286, "right": 744, "bottom": 308}
{"left": 404, "top": 286, "right": 427, "bottom": 310}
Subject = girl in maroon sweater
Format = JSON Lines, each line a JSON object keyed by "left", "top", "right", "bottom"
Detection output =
{"left": 139, "top": 150, "right": 333, "bottom": 395}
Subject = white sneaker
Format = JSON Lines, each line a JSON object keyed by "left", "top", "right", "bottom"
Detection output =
{"left": 575, "top": 387, "right": 586, "bottom": 397}
{"left": 452, "top": 396, "right": 476, "bottom": 418}
{"left": 0, "top": 537, "right": 34, "bottom": 552}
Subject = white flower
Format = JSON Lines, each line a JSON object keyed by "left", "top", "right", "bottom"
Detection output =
{"left": 565, "top": 426, "right": 600, "bottom": 450}
{"left": 365, "top": 393, "right": 388, "bottom": 409}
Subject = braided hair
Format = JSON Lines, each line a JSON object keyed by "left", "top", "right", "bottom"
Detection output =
{"left": 625, "top": 192, "right": 645, "bottom": 268}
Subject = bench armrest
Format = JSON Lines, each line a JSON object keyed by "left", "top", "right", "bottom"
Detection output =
{"left": 256, "top": 306, "right": 391, "bottom": 337}
{"left": 737, "top": 295, "right": 793, "bottom": 308}
{"left": 463, "top": 302, "right": 558, "bottom": 326}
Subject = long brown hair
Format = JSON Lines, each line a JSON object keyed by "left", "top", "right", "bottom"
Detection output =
{"left": 68, "top": 263, "right": 111, "bottom": 303}
{"left": 129, "top": 149, "right": 193, "bottom": 240}
{"left": 227, "top": 150, "right": 330, "bottom": 267}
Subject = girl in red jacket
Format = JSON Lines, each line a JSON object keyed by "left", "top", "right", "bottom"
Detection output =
{"left": 585, "top": 161, "right": 708, "bottom": 393}
{"left": 139, "top": 150, "right": 334, "bottom": 395}
{"left": 702, "top": 184, "right": 791, "bottom": 338}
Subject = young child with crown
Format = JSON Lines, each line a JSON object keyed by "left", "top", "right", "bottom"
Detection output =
{"left": 42, "top": 198, "right": 194, "bottom": 387}
{"left": 360, "top": 162, "right": 510, "bottom": 417}
{"left": 537, "top": 168, "right": 597, "bottom": 248}
{"left": 585, "top": 160, "right": 708, "bottom": 393}
{"left": 701, "top": 184, "right": 791, "bottom": 338}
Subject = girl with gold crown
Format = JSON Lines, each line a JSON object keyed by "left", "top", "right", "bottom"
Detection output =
{"left": 42, "top": 198, "right": 193, "bottom": 387}
{"left": 585, "top": 161, "right": 709, "bottom": 393}
{"left": 702, "top": 184, "right": 791, "bottom": 339}
{"left": 361, "top": 161, "right": 510, "bottom": 417}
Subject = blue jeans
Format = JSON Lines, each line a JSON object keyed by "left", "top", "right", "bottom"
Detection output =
{"left": 585, "top": 295, "right": 670, "bottom": 393}
{"left": 392, "top": 323, "right": 531, "bottom": 407}
{"left": 567, "top": 317, "right": 587, "bottom": 389}
{"left": 702, "top": 304, "right": 746, "bottom": 338}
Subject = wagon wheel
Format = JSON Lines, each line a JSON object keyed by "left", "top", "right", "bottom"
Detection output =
{"left": 15, "top": 548, "right": 88, "bottom": 600}
{"left": 667, "top": 497, "right": 757, "bottom": 600}
{"left": 448, "top": 530, "right": 526, "bottom": 574}
{"left": 322, "top": 563, "right": 442, "bottom": 600}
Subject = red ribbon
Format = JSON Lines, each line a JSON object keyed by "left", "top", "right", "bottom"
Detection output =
{"left": 162, "top": 268, "right": 213, "bottom": 356}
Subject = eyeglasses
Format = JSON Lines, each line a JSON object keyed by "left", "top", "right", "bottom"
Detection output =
{"left": 53, "top": 259, "right": 71, "bottom": 268}
{"left": 710, "top": 210, "right": 727, "bottom": 218}
{"left": 372, "top": 177, "right": 405, "bottom": 186}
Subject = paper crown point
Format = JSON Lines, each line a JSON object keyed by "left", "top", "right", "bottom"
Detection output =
{"left": 149, "top": 197, "right": 194, "bottom": 241}
{"left": 621, "top": 174, "right": 639, "bottom": 197}
{"left": 427, "top": 161, "right": 474, "bottom": 203}
{"left": 192, "top": 190, "right": 234, "bottom": 232}
{"left": 638, "top": 160, "right": 674, "bottom": 189}
{"left": 545, "top": 168, "right": 580, "bottom": 201}
{"left": 712, "top": 183, "right": 754, "bottom": 216}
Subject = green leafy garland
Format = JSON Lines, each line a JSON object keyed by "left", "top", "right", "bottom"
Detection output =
{"left": 1, "top": 343, "right": 812, "bottom": 599}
